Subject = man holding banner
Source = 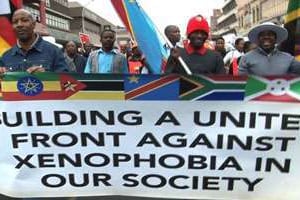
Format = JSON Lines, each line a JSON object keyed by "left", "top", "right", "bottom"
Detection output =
{"left": 0, "top": 9, "right": 69, "bottom": 74}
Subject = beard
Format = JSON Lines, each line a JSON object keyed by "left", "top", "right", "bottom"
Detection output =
{"left": 17, "top": 31, "right": 34, "bottom": 43}
{"left": 190, "top": 38, "right": 205, "bottom": 49}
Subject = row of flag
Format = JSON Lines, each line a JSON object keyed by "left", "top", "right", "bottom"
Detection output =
{"left": 1, "top": 72, "right": 300, "bottom": 102}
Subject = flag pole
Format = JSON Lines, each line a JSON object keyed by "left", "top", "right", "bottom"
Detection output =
{"left": 133, "top": 0, "right": 192, "bottom": 75}
{"left": 295, "top": 19, "right": 300, "bottom": 61}
{"left": 158, "top": 30, "right": 192, "bottom": 75}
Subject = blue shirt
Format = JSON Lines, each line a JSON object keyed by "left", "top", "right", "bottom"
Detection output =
{"left": 84, "top": 48, "right": 128, "bottom": 74}
{"left": 0, "top": 35, "right": 69, "bottom": 72}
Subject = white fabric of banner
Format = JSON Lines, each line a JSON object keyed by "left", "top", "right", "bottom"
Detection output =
{"left": 0, "top": 100, "right": 299, "bottom": 199}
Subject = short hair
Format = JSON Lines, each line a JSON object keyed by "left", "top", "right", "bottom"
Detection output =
{"left": 65, "top": 40, "right": 77, "bottom": 48}
{"left": 100, "top": 29, "right": 116, "bottom": 38}
{"left": 164, "top": 25, "right": 178, "bottom": 36}
{"left": 12, "top": 9, "right": 35, "bottom": 22}
{"left": 235, "top": 38, "right": 244, "bottom": 46}
{"left": 215, "top": 36, "right": 225, "bottom": 42}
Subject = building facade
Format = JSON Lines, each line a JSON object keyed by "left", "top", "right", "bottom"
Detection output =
{"left": 236, "top": 0, "right": 289, "bottom": 36}
{"left": 68, "top": 1, "right": 131, "bottom": 47}
{"left": 213, "top": 0, "right": 289, "bottom": 37}
{"left": 69, "top": 1, "right": 110, "bottom": 47}
{"left": 210, "top": 9, "right": 222, "bottom": 35}
{"left": 236, "top": 0, "right": 261, "bottom": 36}
{"left": 24, "top": 0, "right": 79, "bottom": 44}
{"left": 260, "top": 0, "right": 289, "bottom": 23}
{"left": 23, "top": 0, "right": 131, "bottom": 47}
{"left": 215, "top": 0, "right": 239, "bottom": 36}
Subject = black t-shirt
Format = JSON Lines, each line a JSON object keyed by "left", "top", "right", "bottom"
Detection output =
{"left": 166, "top": 47, "right": 225, "bottom": 74}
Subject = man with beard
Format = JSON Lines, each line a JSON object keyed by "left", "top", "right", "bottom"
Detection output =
{"left": 84, "top": 29, "right": 128, "bottom": 74}
{"left": 0, "top": 9, "right": 68, "bottom": 74}
{"left": 165, "top": 15, "right": 225, "bottom": 74}
{"left": 239, "top": 22, "right": 300, "bottom": 75}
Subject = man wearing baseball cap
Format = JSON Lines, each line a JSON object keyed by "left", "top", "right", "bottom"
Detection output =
{"left": 165, "top": 15, "right": 225, "bottom": 74}
{"left": 239, "top": 22, "right": 300, "bottom": 75}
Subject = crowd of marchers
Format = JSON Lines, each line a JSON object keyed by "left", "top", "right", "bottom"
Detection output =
{"left": 1, "top": 8, "right": 300, "bottom": 77}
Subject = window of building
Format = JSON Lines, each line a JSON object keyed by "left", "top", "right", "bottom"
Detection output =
{"left": 45, "top": 0, "right": 50, "bottom": 7}
{"left": 256, "top": 6, "right": 260, "bottom": 21}
{"left": 252, "top": 8, "right": 255, "bottom": 23}
{"left": 46, "top": 13, "right": 70, "bottom": 30}
{"left": 25, "top": 6, "right": 70, "bottom": 31}
{"left": 24, "top": 6, "right": 40, "bottom": 21}
{"left": 103, "top": 25, "right": 111, "bottom": 30}
{"left": 53, "top": 0, "right": 68, "bottom": 7}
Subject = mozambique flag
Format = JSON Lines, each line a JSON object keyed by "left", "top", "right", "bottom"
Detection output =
{"left": 111, "top": 0, "right": 168, "bottom": 74}
{"left": 281, "top": 0, "right": 300, "bottom": 60}
{"left": 1, "top": 72, "right": 86, "bottom": 101}
{"left": 244, "top": 76, "right": 300, "bottom": 102}
{"left": 0, "top": 0, "right": 22, "bottom": 56}
{"left": 68, "top": 74, "right": 125, "bottom": 100}
{"left": 179, "top": 75, "right": 247, "bottom": 101}
{"left": 124, "top": 74, "right": 179, "bottom": 100}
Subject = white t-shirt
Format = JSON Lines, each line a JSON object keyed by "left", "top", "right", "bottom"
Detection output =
{"left": 223, "top": 49, "right": 244, "bottom": 65}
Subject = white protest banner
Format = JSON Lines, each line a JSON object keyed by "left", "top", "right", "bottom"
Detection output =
{"left": 0, "top": 100, "right": 299, "bottom": 199}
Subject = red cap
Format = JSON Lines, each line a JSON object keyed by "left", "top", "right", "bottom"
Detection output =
{"left": 186, "top": 15, "right": 210, "bottom": 36}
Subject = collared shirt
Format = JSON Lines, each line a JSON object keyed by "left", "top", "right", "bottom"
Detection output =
{"left": 164, "top": 42, "right": 183, "bottom": 57}
{"left": 84, "top": 48, "right": 128, "bottom": 74}
{"left": 0, "top": 35, "right": 69, "bottom": 72}
{"left": 163, "top": 44, "right": 172, "bottom": 57}
{"left": 239, "top": 47, "right": 300, "bottom": 75}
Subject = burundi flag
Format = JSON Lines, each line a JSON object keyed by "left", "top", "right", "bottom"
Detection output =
{"left": 124, "top": 74, "right": 179, "bottom": 100}
{"left": 180, "top": 75, "right": 247, "bottom": 101}
{"left": 244, "top": 76, "right": 300, "bottom": 102}
{"left": 111, "top": 0, "right": 168, "bottom": 74}
{"left": 281, "top": 0, "right": 300, "bottom": 60}
{"left": 0, "top": 0, "right": 22, "bottom": 56}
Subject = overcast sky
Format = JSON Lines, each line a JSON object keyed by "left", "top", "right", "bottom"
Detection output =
{"left": 70, "top": 0, "right": 224, "bottom": 34}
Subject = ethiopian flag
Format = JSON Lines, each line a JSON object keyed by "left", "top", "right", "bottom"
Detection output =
{"left": 1, "top": 72, "right": 86, "bottom": 101}
{"left": 281, "top": 0, "right": 300, "bottom": 60}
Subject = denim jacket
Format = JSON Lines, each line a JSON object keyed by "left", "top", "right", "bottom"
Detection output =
{"left": 0, "top": 35, "right": 69, "bottom": 72}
